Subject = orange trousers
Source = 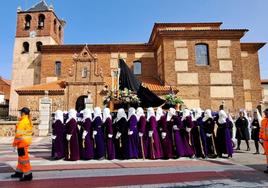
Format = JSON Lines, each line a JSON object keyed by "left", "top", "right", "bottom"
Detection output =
{"left": 16, "top": 146, "right": 32, "bottom": 174}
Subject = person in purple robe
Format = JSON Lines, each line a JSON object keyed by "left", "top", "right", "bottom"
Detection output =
{"left": 103, "top": 108, "right": 115, "bottom": 160}
{"left": 92, "top": 107, "right": 105, "bottom": 160}
{"left": 65, "top": 109, "right": 80, "bottom": 161}
{"left": 51, "top": 110, "right": 65, "bottom": 160}
{"left": 136, "top": 107, "right": 148, "bottom": 159}
{"left": 216, "top": 110, "right": 233, "bottom": 158}
{"left": 147, "top": 107, "right": 163, "bottom": 159}
{"left": 202, "top": 109, "right": 217, "bottom": 158}
{"left": 113, "top": 108, "right": 128, "bottom": 159}
{"left": 191, "top": 108, "right": 208, "bottom": 158}
{"left": 125, "top": 107, "right": 139, "bottom": 159}
{"left": 180, "top": 109, "right": 195, "bottom": 158}
{"left": 157, "top": 107, "right": 173, "bottom": 159}
{"left": 80, "top": 108, "right": 94, "bottom": 160}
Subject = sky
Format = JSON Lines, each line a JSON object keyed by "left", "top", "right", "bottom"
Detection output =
{"left": 0, "top": 0, "right": 267, "bottom": 80}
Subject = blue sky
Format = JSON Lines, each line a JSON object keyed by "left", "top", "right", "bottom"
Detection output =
{"left": 0, "top": 0, "right": 267, "bottom": 80}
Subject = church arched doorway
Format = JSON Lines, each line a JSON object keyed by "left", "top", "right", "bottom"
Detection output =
{"left": 75, "top": 95, "right": 87, "bottom": 112}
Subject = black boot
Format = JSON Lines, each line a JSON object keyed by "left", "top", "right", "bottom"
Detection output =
{"left": 20, "top": 173, "right": 33, "bottom": 181}
{"left": 11, "top": 172, "right": 23, "bottom": 178}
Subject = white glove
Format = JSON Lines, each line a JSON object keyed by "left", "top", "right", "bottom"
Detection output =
{"left": 92, "top": 130, "right": 97, "bottom": 138}
{"left": 186, "top": 127, "right": 191, "bottom": 133}
{"left": 116, "top": 132, "right": 121, "bottom": 139}
{"left": 66, "top": 134, "right": 72, "bottom": 141}
{"left": 128, "top": 130, "right": 133, "bottom": 135}
{"left": 51, "top": 135, "right": 57, "bottom": 140}
{"left": 82, "top": 131, "right": 88, "bottom": 139}
{"left": 206, "top": 133, "right": 212, "bottom": 137}
{"left": 149, "top": 131, "right": 153, "bottom": 137}
{"left": 259, "top": 139, "right": 264, "bottom": 144}
{"left": 139, "top": 132, "right": 143, "bottom": 137}
{"left": 161, "top": 132, "right": 167, "bottom": 139}
{"left": 108, "top": 134, "right": 113, "bottom": 138}
{"left": 251, "top": 126, "right": 257, "bottom": 129}
{"left": 173, "top": 125, "right": 179, "bottom": 131}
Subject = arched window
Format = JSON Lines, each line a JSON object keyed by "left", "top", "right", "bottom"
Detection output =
{"left": 36, "top": 41, "right": 43, "bottom": 52}
{"left": 59, "top": 26, "right": 62, "bottom": 39}
{"left": 55, "top": 61, "right": 61, "bottom": 76}
{"left": 38, "top": 14, "right": 45, "bottom": 29}
{"left": 53, "top": 19, "right": 57, "bottom": 33}
{"left": 133, "top": 60, "right": 142, "bottom": 75}
{"left": 195, "top": 44, "right": 209, "bottom": 66}
{"left": 22, "top": 42, "right": 29, "bottom": 53}
{"left": 25, "top": 14, "right": 31, "bottom": 30}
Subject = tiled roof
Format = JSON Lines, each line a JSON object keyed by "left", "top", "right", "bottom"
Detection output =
{"left": 0, "top": 77, "right": 11, "bottom": 85}
{"left": 16, "top": 80, "right": 65, "bottom": 94}
{"left": 26, "top": 0, "right": 49, "bottom": 12}
{"left": 103, "top": 77, "right": 178, "bottom": 95}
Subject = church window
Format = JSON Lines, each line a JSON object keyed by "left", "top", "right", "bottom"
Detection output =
{"left": 55, "top": 61, "right": 61, "bottom": 76}
{"left": 195, "top": 44, "right": 209, "bottom": 66}
{"left": 133, "top": 60, "right": 142, "bottom": 75}
{"left": 25, "top": 14, "right": 31, "bottom": 30}
{"left": 22, "top": 42, "right": 29, "bottom": 53}
{"left": 36, "top": 41, "right": 43, "bottom": 52}
{"left": 53, "top": 19, "right": 57, "bottom": 33}
{"left": 59, "top": 26, "right": 62, "bottom": 39}
{"left": 38, "top": 14, "right": 45, "bottom": 29}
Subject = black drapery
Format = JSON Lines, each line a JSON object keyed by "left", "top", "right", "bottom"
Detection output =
{"left": 119, "top": 59, "right": 165, "bottom": 108}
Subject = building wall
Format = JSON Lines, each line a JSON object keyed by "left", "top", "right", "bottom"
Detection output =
{"left": 241, "top": 51, "right": 263, "bottom": 111}
{"left": 161, "top": 38, "right": 245, "bottom": 112}
{"left": 0, "top": 79, "right": 10, "bottom": 102}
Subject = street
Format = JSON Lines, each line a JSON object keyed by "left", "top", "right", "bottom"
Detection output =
{"left": 0, "top": 137, "right": 267, "bottom": 188}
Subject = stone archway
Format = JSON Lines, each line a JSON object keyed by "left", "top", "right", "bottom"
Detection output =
{"left": 75, "top": 95, "right": 87, "bottom": 112}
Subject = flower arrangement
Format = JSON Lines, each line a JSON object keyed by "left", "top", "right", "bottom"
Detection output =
{"left": 103, "top": 88, "right": 141, "bottom": 106}
{"left": 164, "top": 93, "right": 184, "bottom": 106}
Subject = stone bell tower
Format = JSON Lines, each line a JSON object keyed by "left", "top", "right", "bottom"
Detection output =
{"left": 9, "top": 0, "right": 65, "bottom": 114}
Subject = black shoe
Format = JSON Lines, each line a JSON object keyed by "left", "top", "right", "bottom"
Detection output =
{"left": 11, "top": 172, "right": 23, "bottom": 178}
{"left": 235, "top": 147, "right": 240, "bottom": 151}
{"left": 253, "top": 151, "right": 260, "bottom": 155}
{"left": 20, "top": 173, "right": 33, "bottom": 181}
{"left": 264, "top": 169, "right": 268, "bottom": 174}
{"left": 246, "top": 147, "right": 251, "bottom": 151}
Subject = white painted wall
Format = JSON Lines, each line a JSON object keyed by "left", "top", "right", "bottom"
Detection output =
{"left": 0, "top": 94, "right": 4, "bottom": 104}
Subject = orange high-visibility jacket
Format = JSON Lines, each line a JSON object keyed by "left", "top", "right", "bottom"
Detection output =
{"left": 259, "top": 118, "right": 268, "bottom": 141}
{"left": 12, "top": 115, "right": 33, "bottom": 148}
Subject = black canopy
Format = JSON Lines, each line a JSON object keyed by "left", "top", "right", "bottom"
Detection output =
{"left": 119, "top": 59, "right": 165, "bottom": 108}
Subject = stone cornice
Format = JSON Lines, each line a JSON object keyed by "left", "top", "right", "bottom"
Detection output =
{"left": 241, "top": 43, "right": 266, "bottom": 52}
{"left": 41, "top": 44, "right": 154, "bottom": 53}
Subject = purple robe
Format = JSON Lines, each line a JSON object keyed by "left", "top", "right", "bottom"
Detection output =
{"left": 203, "top": 118, "right": 217, "bottom": 157}
{"left": 138, "top": 116, "right": 148, "bottom": 158}
{"left": 216, "top": 119, "right": 234, "bottom": 157}
{"left": 113, "top": 118, "right": 128, "bottom": 159}
{"left": 192, "top": 117, "right": 208, "bottom": 158}
{"left": 125, "top": 115, "right": 138, "bottom": 159}
{"left": 104, "top": 117, "right": 115, "bottom": 160}
{"left": 80, "top": 118, "right": 94, "bottom": 160}
{"left": 93, "top": 117, "right": 106, "bottom": 159}
{"left": 171, "top": 116, "right": 188, "bottom": 158}
{"left": 180, "top": 116, "right": 195, "bottom": 157}
{"left": 52, "top": 120, "right": 65, "bottom": 159}
{"left": 147, "top": 116, "right": 163, "bottom": 159}
{"left": 65, "top": 119, "right": 80, "bottom": 161}
{"left": 160, "top": 115, "right": 173, "bottom": 159}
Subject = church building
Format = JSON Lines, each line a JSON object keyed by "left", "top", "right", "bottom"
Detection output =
{"left": 10, "top": 1, "right": 265, "bottom": 114}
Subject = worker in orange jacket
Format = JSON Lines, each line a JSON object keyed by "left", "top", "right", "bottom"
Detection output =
{"left": 11, "top": 107, "right": 33, "bottom": 181}
{"left": 259, "top": 108, "right": 268, "bottom": 174}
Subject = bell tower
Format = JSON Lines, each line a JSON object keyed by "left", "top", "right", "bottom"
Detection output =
{"left": 9, "top": 0, "right": 65, "bottom": 113}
